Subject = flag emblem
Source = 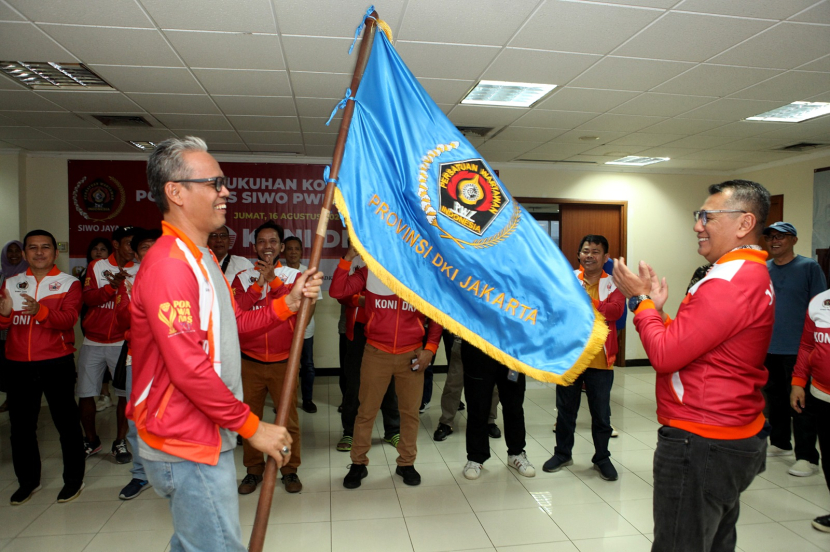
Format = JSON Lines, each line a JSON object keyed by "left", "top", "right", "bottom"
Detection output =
{"left": 438, "top": 159, "right": 507, "bottom": 237}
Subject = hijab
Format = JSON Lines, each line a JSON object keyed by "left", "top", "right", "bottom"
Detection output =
{"left": 1, "top": 240, "right": 28, "bottom": 280}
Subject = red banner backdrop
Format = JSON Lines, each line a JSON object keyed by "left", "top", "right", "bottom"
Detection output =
{"left": 68, "top": 160, "right": 347, "bottom": 287}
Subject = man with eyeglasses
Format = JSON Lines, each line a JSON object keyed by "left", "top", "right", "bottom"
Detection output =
{"left": 762, "top": 221, "right": 824, "bottom": 477}
{"left": 614, "top": 179, "right": 774, "bottom": 552}
{"left": 128, "top": 136, "right": 323, "bottom": 551}
{"left": 207, "top": 225, "right": 253, "bottom": 280}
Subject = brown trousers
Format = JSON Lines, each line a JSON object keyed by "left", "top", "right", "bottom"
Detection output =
{"left": 240, "top": 357, "right": 301, "bottom": 475}
{"left": 351, "top": 344, "right": 424, "bottom": 467}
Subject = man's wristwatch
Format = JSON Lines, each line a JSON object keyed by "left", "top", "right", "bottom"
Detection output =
{"left": 628, "top": 294, "right": 651, "bottom": 313}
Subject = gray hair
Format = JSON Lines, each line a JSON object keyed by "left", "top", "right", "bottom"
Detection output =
{"left": 708, "top": 179, "right": 771, "bottom": 232}
{"left": 147, "top": 136, "right": 209, "bottom": 213}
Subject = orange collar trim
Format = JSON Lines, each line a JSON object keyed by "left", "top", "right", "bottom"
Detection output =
{"left": 162, "top": 221, "right": 205, "bottom": 263}
{"left": 716, "top": 248, "right": 768, "bottom": 265}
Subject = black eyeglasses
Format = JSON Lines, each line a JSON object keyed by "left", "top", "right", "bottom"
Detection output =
{"left": 764, "top": 233, "right": 790, "bottom": 242}
{"left": 173, "top": 176, "right": 229, "bottom": 192}
{"left": 693, "top": 209, "right": 747, "bottom": 226}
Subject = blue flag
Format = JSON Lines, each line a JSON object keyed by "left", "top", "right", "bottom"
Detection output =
{"left": 333, "top": 18, "right": 607, "bottom": 384}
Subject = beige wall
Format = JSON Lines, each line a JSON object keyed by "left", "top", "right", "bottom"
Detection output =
{"left": 7, "top": 151, "right": 830, "bottom": 366}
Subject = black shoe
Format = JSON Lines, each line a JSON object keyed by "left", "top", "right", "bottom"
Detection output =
{"left": 302, "top": 401, "right": 318, "bottom": 414}
{"left": 343, "top": 464, "right": 368, "bottom": 489}
{"left": 594, "top": 461, "right": 619, "bottom": 481}
{"left": 542, "top": 455, "right": 573, "bottom": 473}
{"left": 236, "top": 435, "right": 243, "bottom": 447}
{"left": 10, "top": 484, "right": 41, "bottom": 505}
{"left": 396, "top": 465, "right": 421, "bottom": 486}
{"left": 238, "top": 474, "right": 262, "bottom": 495}
{"left": 112, "top": 439, "right": 132, "bottom": 464}
{"left": 488, "top": 423, "right": 501, "bottom": 439}
{"left": 57, "top": 481, "right": 84, "bottom": 503}
{"left": 813, "top": 513, "right": 830, "bottom": 533}
{"left": 282, "top": 473, "right": 303, "bottom": 493}
{"left": 457, "top": 401, "right": 465, "bottom": 411}
{"left": 433, "top": 423, "right": 453, "bottom": 442}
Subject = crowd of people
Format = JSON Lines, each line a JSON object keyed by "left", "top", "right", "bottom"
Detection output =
{"left": 1, "top": 136, "right": 830, "bottom": 551}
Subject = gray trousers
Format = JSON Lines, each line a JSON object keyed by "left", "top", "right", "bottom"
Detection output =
{"left": 439, "top": 338, "right": 498, "bottom": 427}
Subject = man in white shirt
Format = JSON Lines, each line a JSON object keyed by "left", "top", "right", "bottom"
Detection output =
{"left": 208, "top": 225, "right": 253, "bottom": 279}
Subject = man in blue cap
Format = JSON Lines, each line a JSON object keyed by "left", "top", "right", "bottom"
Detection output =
{"left": 763, "top": 221, "right": 826, "bottom": 476}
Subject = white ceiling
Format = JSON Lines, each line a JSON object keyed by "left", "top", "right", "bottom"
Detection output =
{"left": 0, "top": 0, "right": 829, "bottom": 173}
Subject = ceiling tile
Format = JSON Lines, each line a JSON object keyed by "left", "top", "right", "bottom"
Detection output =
{"left": 0, "top": 22, "right": 77, "bottom": 60}
{"left": 239, "top": 131, "right": 302, "bottom": 144}
{"left": 303, "top": 145, "right": 336, "bottom": 157}
{"left": 394, "top": 42, "right": 500, "bottom": 80}
{"left": 675, "top": 0, "right": 820, "bottom": 20}
{"left": 0, "top": 75, "right": 28, "bottom": 90}
{"left": 709, "top": 22, "right": 830, "bottom": 70}
{"left": 142, "top": 0, "right": 276, "bottom": 33}
{"left": 40, "top": 25, "right": 182, "bottom": 66}
{"left": 535, "top": 88, "right": 639, "bottom": 112}
{"left": 206, "top": 143, "right": 250, "bottom": 152}
{"left": 33, "top": 91, "right": 141, "bottom": 112}
{"left": 100, "top": 127, "right": 178, "bottom": 141}
{"left": 4, "top": 138, "right": 81, "bottom": 151}
{"left": 799, "top": 55, "right": 830, "bottom": 72}
{"left": 91, "top": 66, "right": 204, "bottom": 94}
{"left": 478, "top": 140, "right": 541, "bottom": 154}
{"left": 0, "top": 3, "right": 24, "bottom": 21}
{"left": 281, "top": 36, "right": 357, "bottom": 74}
{"left": 568, "top": 57, "right": 695, "bottom": 92}
{"left": 212, "top": 96, "right": 296, "bottom": 117}
{"left": 192, "top": 69, "right": 291, "bottom": 96}
{"left": 510, "top": 0, "right": 662, "bottom": 55}
{"left": 155, "top": 113, "right": 232, "bottom": 130}
{"left": 521, "top": 142, "right": 597, "bottom": 159}
{"left": 290, "top": 72, "right": 352, "bottom": 99}
{"left": 790, "top": 2, "right": 830, "bottom": 24}
{"left": 492, "top": 127, "right": 569, "bottom": 142}
{"left": 302, "top": 133, "right": 338, "bottom": 146}
{"left": 652, "top": 64, "right": 783, "bottom": 97}
{"left": 168, "top": 129, "right": 243, "bottom": 143}
{"left": 715, "top": 136, "right": 790, "bottom": 151}
{"left": 0, "top": 90, "right": 66, "bottom": 111}
{"left": 582, "top": 144, "right": 647, "bottom": 157}
{"left": 607, "top": 133, "right": 685, "bottom": 146}
{"left": 165, "top": 31, "right": 284, "bottom": 70}
{"left": 660, "top": 135, "right": 737, "bottom": 149}
{"left": 127, "top": 93, "right": 221, "bottom": 114}
{"left": 730, "top": 150, "right": 807, "bottom": 162}
{"left": 549, "top": 129, "right": 628, "bottom": 143}
{"left": 679, "top": 98, "right": 787, "bottom": 120}
{"left": 699, "top": 121, "right": 790, "bottom": 138}
{"left": 447, "top": 105, "right": 528, "bottom": 128}
{"left": 640, "top": 118, "right": 725, "bottom": 134}
{"left": 513, "top": 110, "right": 600, "bottom": 128}
{"left": 300, "top": 116, "right": 339, "bottom": 133}
{"left": 72, "top": 140, "right": 137, "bottom": 152}
{"left": 227, "top": 115, "right": 299, "bottom": 132}
{"left": 613, "top": 12, "right": 773, "bottom": 62}
{"left": 0, "top": 112, "right": 21, "bottom": 125}
{"left": 729, "top": 71, "right": 830, "bottom": 101}
{"left": 273, "top": 0, "right": 406, "bottom": 38}
{"left": 295, "top": 97, "right": 344, "bottom": 118}
{"left": 39, "top": 127, "right": 119, "bottom": 141}
{"left": 397, "top": 0, "right": 539, "bottom": 46}
{"left": 576, "top": 113, "right": 667, "bottom": 132}
{"left": 483, "top": 49, "right": 600, "bottom": 85}
{"left": 681, "top": 149, "right": 755, "bottom": 161}
{"left": 416, "top": 78, "right": 474, "bottom": 105}
{"left": 637, "top": 146, "right": 702, "bottom": 158}
{"left": 611, "top": 93, "right": 715, "bottom": 117}
{"left": 4, "top": 111, "right": 91, "bottom": 127}
{"left": 6, "top": 0, "right": 154, "bottom": 27}
{"left": 0, "top": 126, "right": 52, "bottom": 139}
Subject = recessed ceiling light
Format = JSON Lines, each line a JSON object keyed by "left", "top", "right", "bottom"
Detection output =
{"left": 461, "top": 80, "right": 556, "bottom": 108}
{"left": 1, "top": 61, "right": 114, "bottom": 90}
{"left": 605, "top": 156, "right": 670, "bottom": 166}
{"left": 578, "top": 136, "right": 600, "bottom": 141}
{"left": 128, "top": 141, "right": 157, "bottom": 151}
{"left": 746, "top": 101, "right": 830, "bottom": 123}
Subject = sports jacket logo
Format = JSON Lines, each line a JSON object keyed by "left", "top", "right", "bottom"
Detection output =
{"left": 438, "top": 159, "right": 507, "bottom": 236}
{"left": 48, "top": 282, "right": 62, "bottom": 291}
{"left": 16, "top": 281, "right": 28, "bottom": 290}
{"left": 158, "top": 302, "right": 178, "bottom": 335}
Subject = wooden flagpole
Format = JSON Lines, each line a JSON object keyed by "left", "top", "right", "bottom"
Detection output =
{"left": 247, "top": 10, "right": 380, "bottom": 552}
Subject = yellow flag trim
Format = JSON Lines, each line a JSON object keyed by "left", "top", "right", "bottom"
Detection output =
{"left": 334, "top": 188, "right": 609, "bottom": 386}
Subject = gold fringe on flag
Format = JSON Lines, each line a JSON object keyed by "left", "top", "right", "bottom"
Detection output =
{"left": 334, "top": 188, "right": 608, "bottom": 386}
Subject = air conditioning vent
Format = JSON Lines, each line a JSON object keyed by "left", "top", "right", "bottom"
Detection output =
{"left": 92, "top": 115, "right": 152, "bottom": 128}
{"left": 455, "top": 126, "right": 495, "bottom": 138}
{"left": 776, "top": 142, "right": 828, "bottom": 152}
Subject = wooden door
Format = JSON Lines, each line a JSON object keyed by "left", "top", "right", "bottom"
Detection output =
{"left": 559, "top": 204, "right": 624, "bottom": 270}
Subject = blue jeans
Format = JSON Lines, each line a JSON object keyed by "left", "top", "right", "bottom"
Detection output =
{"left": 125, "top": 364, "right": 145, "bottom": 480}
{"left": 300, "top": 336, "right": 316, "bottom": 402}
{"left": 144, "top": 449, "right": 245, "bottom": 552}
{"left": 652, "top": 426, "right": 766, "bottom": 552}
{"left": 554, "top": 368, "right": 614, "bottom": 465}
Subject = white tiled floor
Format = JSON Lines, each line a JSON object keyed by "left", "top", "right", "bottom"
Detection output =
{"left": 1, "top": 366, "right": 829, "bottom": 551}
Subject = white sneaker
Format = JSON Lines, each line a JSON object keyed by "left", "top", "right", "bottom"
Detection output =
{"left": 507, "top": 452, "right": 536, "bottom": 478}
{"left": 789, "top": 459, "right": 819, "bottom": 477}
{"left": 611, "top": 425, "right": 619, "bottom": 438}
{"left": 767, "top": 445, "right": 794, "bottom": 457}
{"left": 95, "top": 396, "right": 112, "bottom": 412}
{"left": 463, "top": 460, "right": 482, "bottom": 480}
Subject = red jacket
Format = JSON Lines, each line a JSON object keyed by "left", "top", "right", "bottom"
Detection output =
{"left": 330, "top": 258, "right": 442, "bottom": 355}
{"left": 575, "top": 268, "right": 625, "bottom": 367}
{"left": 634, "top": 249, "right": 774, "bottom": 440}
{"left": 82, "top": 254, "right": 138, "bottom": 343}
{"left": 793, "top": 288, "right": 830, "bottom": 397}
{"left": 335, "top": 259, "right": 368, "bottom": 341}
{"left": 232, "top": 264, "right": 293, "bottom": 363}
{"left": 128, "top": 222, "right": 295, "bottom": 465}
{"left": 0, "top": 267, "right": 81, "bottom": 362}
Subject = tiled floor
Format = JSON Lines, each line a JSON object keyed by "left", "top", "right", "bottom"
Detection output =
{"left": 1, "top": 366, "right": 829, "bottom": 551}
